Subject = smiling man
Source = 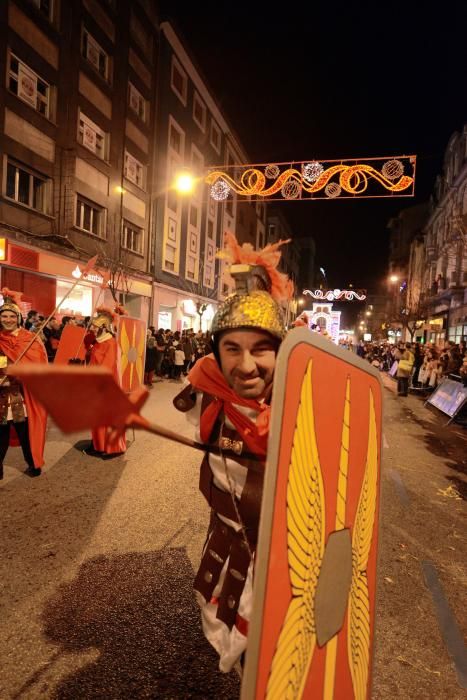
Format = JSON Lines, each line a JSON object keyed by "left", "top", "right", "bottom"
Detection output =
{"left": 0, "top": 289, "right": 47, "bottom": 479}
{"left": 173, "top": 234, "right": 292, "bottom": 675}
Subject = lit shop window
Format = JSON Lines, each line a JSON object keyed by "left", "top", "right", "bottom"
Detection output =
{"left": 124, "top": 151, "right": 145, "bottom": 190}
{"left": 78, "top": 111, "right": 108, "bottom": 159}
{"left": 122, "top": 220, "right": 143, "bottom": 254}
{"left": 170, "top": 56, "right": 187, "bottom": 105}
{"left": 82, "top": 29, "right": 109, "bottom": 81}
{"left": 8, "top": 54, "right": 51, "bottom": 118}
{"left": 192, "top": 92, "right": 206, "bottom": 132}
{"left": 128, "top": 82, "right": 146, "bottom": 122}
{"left": 5, "top": 159, "right": 51, "bottom": 214}
{"left": 75, "top": 195, "right": 106, "bottom": 237}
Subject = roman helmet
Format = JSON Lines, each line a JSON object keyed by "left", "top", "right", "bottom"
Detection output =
{"left": 0, "top": 288, "right": 23, "bottom": 324}
{"left": 211, "top": 232, "right": 294, "bottom": 346}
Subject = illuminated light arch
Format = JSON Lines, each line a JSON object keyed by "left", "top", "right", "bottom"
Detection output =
{"left": 205, "top": 155, "right": 416, "bottom": 202}
{"left": 304, "top": 289, "right": 367, "bottom": 301}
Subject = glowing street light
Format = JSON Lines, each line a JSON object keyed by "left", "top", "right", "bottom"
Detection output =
{"left": 389, "top": 274, "right": 399, "bottom": 283}
{"left": 174, "top": 172, "right": 195, "bottom": 194}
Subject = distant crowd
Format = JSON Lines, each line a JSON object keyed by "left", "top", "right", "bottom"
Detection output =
{"left": 357, "top": 338, "right": 467, "bottom": 389}
{"left": 144, "top": 328, "right": 212, "bottom": 387}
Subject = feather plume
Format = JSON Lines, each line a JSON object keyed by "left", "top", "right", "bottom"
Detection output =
{"left": 218, "top": 232, "right": 294, "bottom": 302}
{"left": 1, "top": 287, "right": 23, "bottom": 305}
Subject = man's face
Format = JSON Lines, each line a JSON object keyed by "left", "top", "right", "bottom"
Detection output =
{"left": 218, "top": 329, "right": 278, "bottom": 400}
{"left": 0, "top": 310, "right": 19, "bottom": 332}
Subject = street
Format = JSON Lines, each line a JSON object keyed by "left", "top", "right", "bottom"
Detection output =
{"left": 1, "top": 377, "right": 466, "bottom": 700}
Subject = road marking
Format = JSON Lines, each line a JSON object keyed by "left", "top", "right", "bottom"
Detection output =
{"left": 422, "top": 560, "right": 467, "bottom": 689}
{"left": 388, "top": 469, "right": 409, "bottom": 506}
{"left": 383, "top": 433, "right": 389, "bottom": 449}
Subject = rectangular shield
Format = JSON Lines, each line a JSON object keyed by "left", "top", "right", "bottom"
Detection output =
{"left": 242, "top": 328, "right": 382, "bottom": 700}
{"left": 54, "top": 325, "right": 86, "bottom": 364}
{"left": 117, "top": 315, "right": 146, "bottom": 392}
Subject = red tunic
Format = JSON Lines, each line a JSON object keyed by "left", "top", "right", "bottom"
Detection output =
{"left": 89, "top": 336, "right": 126, "bottom": 454}
{"left": 0, "top": 328, "right": 48, "bottom": 467}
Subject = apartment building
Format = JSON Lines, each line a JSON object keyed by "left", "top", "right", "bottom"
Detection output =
{"left": 0, "top": 0, "right": 158, "bottom": 320}
{"left": 151, "top": 21, "right": 268, "bottom": 331}
{"left": 421, "top": 126, "right": 467, "bottom": 345}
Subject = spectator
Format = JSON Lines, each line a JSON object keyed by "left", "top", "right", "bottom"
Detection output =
{"left": 396, "top": 343, "right": 415, "bottom": 396}
{"left": 24, "top": 310, "right": 38, "bottom": 331}
{"left": 144, "top": 329, "right": 156, "bottom": 387}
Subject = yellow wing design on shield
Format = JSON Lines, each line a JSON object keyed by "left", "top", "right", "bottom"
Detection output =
{"left": 347, "top": 388, "right": 378, "bottom": 700}
{"left": 266, "top": 360, "right": 326, "bottom": 700}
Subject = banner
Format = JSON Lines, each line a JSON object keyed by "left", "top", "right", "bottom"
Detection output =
{"left": 54, "top": 325, "right": 86, "bottom": 365}
{"left": 426, "top": 379, "right": 467, "bottom": 419}
{"left": 18, "top": 63, "right": 37, "bottom": 108}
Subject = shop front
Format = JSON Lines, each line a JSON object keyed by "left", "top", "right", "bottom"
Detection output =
{"left": 152, "top": 283, "right": 217, "bottom": 332}
{"left": 0, "top": 239, "right": 151, "bottom": 322}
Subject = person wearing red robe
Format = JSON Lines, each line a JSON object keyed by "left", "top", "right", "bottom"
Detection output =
{"left": 84, "top": 306, "right": 126, "bottom": 458}
{"left": 0, "top": 289, "right": 48, "bottom": 478}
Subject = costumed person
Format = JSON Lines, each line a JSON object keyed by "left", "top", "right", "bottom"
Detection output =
{"left": 292, "top": 311, "right": 309, "bottom": 328}
{"left": 0, "top": 289, "right": 48, "bottom": 479}
{"left": 84, "top": 305, "right": 127, "bottom": 458}
{"left": 173, "top": 233, "right": 293, "bottom": 673}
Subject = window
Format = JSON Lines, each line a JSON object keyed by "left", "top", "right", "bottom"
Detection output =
{"left": 124, "top": 151, "right": 145, "bottom": 189}
{"left": 8, "top": 54, "right": 51, "bottom": 118}
{"left": 128, "top": 82, "right": 146, "bottom": 122}
{"left": 210, "top": 120, "right": 221, "bottom": 154}
{"left": 75, "top": 195, "right": 106, "bottom": 237}
{"left": 171, "top": 56, "right": 187, "bottom": 105}
{"left": 193, "top": 92, "right": 206, "bottom": 132}
{"left": 169, "top": 123, "right": 182, "bottom": 155}
{"left": 78, "top": 111, "right": 108, "bottom": 159}
{"left": 122, "top": 220, "right": 143, "bottom": 254}
{"left": 186, "top": 256, "right": 196, "bottom": 280}
{"left": 5, "top": 159, "right": 51, "bottom": 214}
{"left": 189, "top": 206, "right": 198, "bottom": 228}
{"left": 82, "top": 29, "right": 109, "bottom": 80}
{"left": 30, "top": 0, "right": 53, "bottom": 20}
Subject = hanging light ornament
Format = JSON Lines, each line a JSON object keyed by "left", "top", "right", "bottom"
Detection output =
{"left": 325, "top": 182, "right": 341, "bottom": 198}
{"left": 210, "top": 179, "right": 231, "bottom": 201}
{"left": 382, "top": 159, "right": 404, "bottom": 181}
{"left": 281, "top": 181, "right": 301, "bottom": 199}
{"left": 303, "top": 161, "right": 324, "bottom": 183}
{"left": 265, "top": 164, "right": 280, "bottom": 179}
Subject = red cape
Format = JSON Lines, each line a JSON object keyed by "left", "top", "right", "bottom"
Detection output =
{"left": 89, "top": 337, "right": 126, "bottom": 454}
{"left": 0, "top": 328, "right": 48, "bottom": 467}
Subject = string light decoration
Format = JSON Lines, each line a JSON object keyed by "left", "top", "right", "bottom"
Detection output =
{"left": 281, "top": 181, "right": 301, "bottom": 199}
{"left": 382, "top": 159, "right": 404, "bottom": 180}
{"left": 205, "top": 155, "right": 416, "bottom": 202}
{"left": 265, "top": 164, "right": 280, "bottom": 179}
{"left": 325, "top": 182, "right": 341, "bottom": 198}
{"left": 303, "top": 289, "right": 367, "bottom": 301}
{"left": 303, "top": 161, "right": 324, "bottom": 182}
{"left": 210, "top": 178, "right": 230, "bottom": 201}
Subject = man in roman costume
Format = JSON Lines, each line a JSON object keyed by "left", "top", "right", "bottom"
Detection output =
{"left": 0, "top": 288, "right": 48, "bottom": 478}
{"left": 173, "top": 234, "right": 293, "bottom": 673}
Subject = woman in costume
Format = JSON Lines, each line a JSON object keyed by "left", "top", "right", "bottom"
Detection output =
{"left": 0, "top": 289, "right": 48, "bottom": 478}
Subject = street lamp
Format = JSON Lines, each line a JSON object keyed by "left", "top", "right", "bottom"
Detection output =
{"left": 389, "top": 274, "right": 399, "bottom": 283}
{"left": 174, "top": 172, "right": 196, "bottom": 194}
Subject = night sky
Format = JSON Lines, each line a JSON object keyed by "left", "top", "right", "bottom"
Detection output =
{"left": 162, "top": 1, "right": 467, "bottom": 319}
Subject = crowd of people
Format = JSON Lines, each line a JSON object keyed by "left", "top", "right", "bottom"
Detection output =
{"left": 144, "top": 328, "right": 213, "bottom": 386}
{"left": 357, "top": 338, "right": 467, "bottom": 393}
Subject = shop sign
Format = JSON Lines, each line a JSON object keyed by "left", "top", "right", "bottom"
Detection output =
{"left": 82, "top": 123, "right": 97, "bottom": 152}
{"left": 0, "top": 238, "right": 6, "bottom": 261}
{"left": 71, "top": 264, "right": 104, "bottom": 285}
{"left": 182, "top": 299, "right": 197, "bottom": 316}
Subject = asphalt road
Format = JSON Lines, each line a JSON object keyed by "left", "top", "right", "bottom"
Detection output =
{"left": 1, "top": 376, "right": 466, "bottom": 699}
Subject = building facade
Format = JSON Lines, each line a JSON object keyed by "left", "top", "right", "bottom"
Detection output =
{"left": 0, "top": 0, "right": 159, "bottom": 320}
{"left": 421, "top": 126, "right": 467, "bottom": 345}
